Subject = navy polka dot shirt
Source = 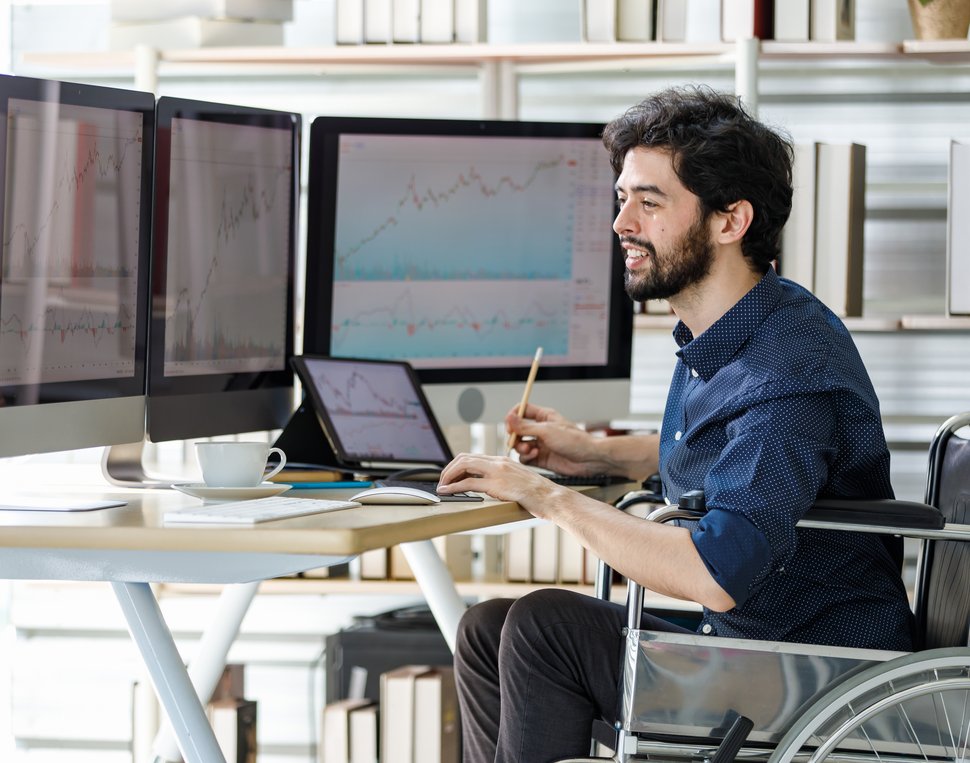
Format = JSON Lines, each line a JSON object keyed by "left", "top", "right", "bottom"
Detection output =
{"left": 659, "top": 269, "right": 915, "bottom": 650}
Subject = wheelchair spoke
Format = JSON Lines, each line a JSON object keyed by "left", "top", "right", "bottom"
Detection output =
{"left": 892, "top": 694, "right": 929, "bottom": 761}
{"left": 846, "top": 701, "right": 881, "bottom": 762}
{"left": 930, "top": 673, "right": 956, "bottom": 756}
{"left": 958, "top": 687, "right": 970, "bottom": 762}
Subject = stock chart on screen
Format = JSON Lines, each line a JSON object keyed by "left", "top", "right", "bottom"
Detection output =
{"left": 1, "top": 99, "right": 143, "bottom": 386}
{"left": 329, "top": 133, "right": 616, "bottom": 370}
{"left": 162, "top": 117, "right": 292, "bottom": 377}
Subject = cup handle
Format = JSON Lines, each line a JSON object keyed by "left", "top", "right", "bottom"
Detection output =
{"left": 264, "top": 447, "right": 287, "bottom": 482}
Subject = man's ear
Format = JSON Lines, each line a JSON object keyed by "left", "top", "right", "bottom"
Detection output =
{"left": 713, "top": 200, "right": 753, "bottom": 244}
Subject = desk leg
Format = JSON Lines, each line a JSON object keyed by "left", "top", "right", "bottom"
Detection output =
{"left": 111, "top": 582, "right": 227, "bottom": 763}
{"left": 151, "top": 581, "right": 260, "bottom": 763}
{"left": 400, "top": 539, "right": 466, "bottom": 653}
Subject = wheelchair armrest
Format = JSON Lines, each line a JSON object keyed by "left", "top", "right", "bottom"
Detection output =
{"left": 807, "top": 498, "right": 945, "bottom": 530}
{"left": 616, "top": 491, "right": 945, "bottom": 531}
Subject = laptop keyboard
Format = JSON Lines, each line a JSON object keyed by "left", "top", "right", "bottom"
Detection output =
{"left": 164, "top": 495, "right": 361, "bottom": 524}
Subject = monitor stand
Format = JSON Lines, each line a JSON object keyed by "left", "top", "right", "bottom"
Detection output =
{"left": 101, "top": 440, "right": 180, "bottom": 489}
{"left": 271, "top": 400, "right": 346, "bottom": 471}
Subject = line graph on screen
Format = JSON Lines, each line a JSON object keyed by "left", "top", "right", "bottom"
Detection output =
{"left": 331, "top": 280, "right": 571, "bottom": 360}
{"left": 309, "top": 360, "right": 445, "bottom": 460}
{"left": 162, "top": 119, "right": 292, "bottom": 376}
{"left": 0, "top": 100, "right": 143, "bottom": 384}
{"left": 334, "top": 149, "right": 576, "bottom": 282}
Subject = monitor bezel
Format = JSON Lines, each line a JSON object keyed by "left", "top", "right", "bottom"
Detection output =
{"left": 0, "top": 74, "right": 154, "bottom": 409}
{"left": 147, "top": 96, "right": 300, "bottom": 442}
{"left": 303, "top": 115, "right": 634, "bottom": 388}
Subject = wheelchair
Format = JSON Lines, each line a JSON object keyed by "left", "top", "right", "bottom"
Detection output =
{"left": 559, "top": 411, "right": 970, "bottom": 763}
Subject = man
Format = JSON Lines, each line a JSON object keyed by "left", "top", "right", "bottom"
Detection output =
{"left": 436, "top": 85, "right": 915, "bottom": 763}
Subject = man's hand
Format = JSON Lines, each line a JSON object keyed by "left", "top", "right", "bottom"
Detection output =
{"left": 505, "top": 403, "right": 603, "bottom": 476}
{"left": 437, "top": 453, "right": 569, "bottom": 517}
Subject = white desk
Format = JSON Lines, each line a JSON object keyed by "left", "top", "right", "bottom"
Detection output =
{"left": 0, "top": 478, "right": 632, "bottom": 762}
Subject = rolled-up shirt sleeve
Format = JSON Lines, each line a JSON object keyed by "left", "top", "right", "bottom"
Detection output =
{"left": 688, "top": 389, "right": 838, "bottom": 608}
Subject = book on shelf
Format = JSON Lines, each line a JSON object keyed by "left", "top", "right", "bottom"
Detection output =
{"left": 321, "top": 698, "right": 375, "bottom": 763}
{"left": 386, "top": 535, "right": 471, "bottom": 581}
{"left": 813, "top": 142, "right": 866, "bottom": 318}
{"left": 349, "top": 702, "right": 379, "bottom": 763}
{"left": 558, "top": 528, "right": 585, "bottom": 584}
{"left": 392, "top": 0, "right": 421, "bottom": 42}
{"left": 584, "top": 548, "right": 601, "bottom": 586}
{"left": 364, "top": 0, "right": 393, "bottom": 43}
{"left": 656, "top": 0, "right": 687, "bottom": 42}
{"left": 721, "top": 0, "right": 773, "bottom": 42}
{"left": 811, "top": 0, "right": 854, "bottom": 41}
{"left": 420, "top": 0, "right": 454, "bottom": 43}
{"left": 504, "top": 525, "right": 533, "bottom": 582}
{"left": 380, "top": 665, "right": 432, "bottom": 763}
{"left": 108, "top": 16, "right": 284, "bottom": 49}
{"left": 947, "top": 140, "right": 970, "bottom": 316}
{"left": 109, "top": 0, "right": 293, "bottom": 22}
{"left": 358, "top": 548, "right": 389, "bottom": 579}
{"left": 208, "top": 698, "right": 257, "bottom": 763}
{"left": 479, "top": 533, "right": 504, "bottom": 582}
{"left": 531, "top": 520, "right": 559, "bottom": 583}
{"left": 617, "top": 0, "right": 654, "bottom": 41}
{"left": 454, "top": 0, "right": 487, "bottom": 43}
{"left": 336, "top": 0, "right": 366, "bottom": 44}
{"left": 779, "top": 141, "right": 818, "bottom": 291}
{"left": 581, "top": 0, "right": 617, "bottom": 42}
{"left": 413, "top": 667, "right": 460, "bottom": 763}
{"left": 433, "top": 534, "right": 473, "bottom": 581}
{"left": 389, "top": 545, "right": 415, "bottom": 580}
{"left": 686, "top": 0, "right": 722, "bottom": 43}
{"left": 773, "top": 0, "right": 809, "bottom": 41}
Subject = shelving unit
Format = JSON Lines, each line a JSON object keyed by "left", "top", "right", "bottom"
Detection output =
{"left": 22, "top": 38, "right": 970, "bottom": 119}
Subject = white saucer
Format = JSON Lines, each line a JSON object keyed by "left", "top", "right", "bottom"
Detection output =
{"left": 172, "top": 482, "right": 292, "bottom": 502}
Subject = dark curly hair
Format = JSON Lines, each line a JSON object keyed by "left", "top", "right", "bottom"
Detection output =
{"left": 602, "top": 85, "right": 793, "bottom": 273}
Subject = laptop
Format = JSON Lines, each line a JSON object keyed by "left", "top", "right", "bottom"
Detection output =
{"left": 290, "top": 354, "right": 462, "bottom": 484}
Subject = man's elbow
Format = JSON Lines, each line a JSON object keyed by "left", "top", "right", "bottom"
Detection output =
{"left": 698, "top": 582, "right": 736, "bottom": 612}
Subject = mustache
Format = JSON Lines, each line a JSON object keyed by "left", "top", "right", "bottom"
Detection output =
{"left": 620, "top": 236, "right": 656, "bottom": 258}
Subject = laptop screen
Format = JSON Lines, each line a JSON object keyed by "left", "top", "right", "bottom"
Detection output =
{"left": 291, "top": 355, "right": 453, "bottom": 469}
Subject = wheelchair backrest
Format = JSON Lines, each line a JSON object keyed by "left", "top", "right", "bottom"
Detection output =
{"left": 915, "top": 412, "right": 970, "bottom": 649}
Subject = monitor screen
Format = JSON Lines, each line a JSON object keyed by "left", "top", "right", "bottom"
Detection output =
{"left": 0, "top": 75, "right": 154, "bottom": 457}
{"left": 303, "top": 117, "right": 633, "bottom": 425}
{"left": 148, "top": 96, "right": 299, "bottom": 442}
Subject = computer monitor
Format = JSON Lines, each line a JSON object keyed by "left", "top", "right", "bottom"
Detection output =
{"left": 303, "top": 117, "right": 633, "bottom": 427}
{"left": 146, "top": 96, "right": 300, "bottom": 443}
{"left": 0, "top": 75, "right": 154, "bottom": 458}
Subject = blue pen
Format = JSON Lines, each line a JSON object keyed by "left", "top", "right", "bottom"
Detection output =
{"left": 287, "top": 481, "right": 373, "bottom": 490}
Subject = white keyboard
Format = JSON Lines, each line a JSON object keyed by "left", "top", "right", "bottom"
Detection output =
{"left": 164, "top": 495, "right": 362, "bottom": 525}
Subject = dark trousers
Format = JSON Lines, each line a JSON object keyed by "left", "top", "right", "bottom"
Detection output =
{"left": 453, "top": 588, "right": 692, "bottom": 763}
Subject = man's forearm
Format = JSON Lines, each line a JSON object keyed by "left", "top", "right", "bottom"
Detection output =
{"left": 593, "top": 432, "right": 660, "bottom": 482}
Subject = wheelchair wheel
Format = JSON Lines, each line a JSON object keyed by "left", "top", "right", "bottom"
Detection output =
{"left": 769, "top": 647, "right": 970, "bottom": 763}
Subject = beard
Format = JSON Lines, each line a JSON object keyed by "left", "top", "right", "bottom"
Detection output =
{"left": 622, "top": 213, "right": 716, "bottom": 302}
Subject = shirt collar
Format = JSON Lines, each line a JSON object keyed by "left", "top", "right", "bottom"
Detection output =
{"left": 672, "top": 269, "right": 782, "bottom": 382}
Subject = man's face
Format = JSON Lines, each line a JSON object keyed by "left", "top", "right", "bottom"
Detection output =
{"left": 613, "top": 147, "right": 716, "bottom": 302}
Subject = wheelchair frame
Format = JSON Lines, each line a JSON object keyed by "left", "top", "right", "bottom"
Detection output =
{"left": 561, "top": 411, "right": 970, "bottom": 763}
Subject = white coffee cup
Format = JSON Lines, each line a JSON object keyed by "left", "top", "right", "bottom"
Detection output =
{"left": 195, "top": 442, "right": 287, "bottom": 488}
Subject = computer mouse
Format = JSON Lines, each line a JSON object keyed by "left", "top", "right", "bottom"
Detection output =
{"left": 350, "top": 486, "right": 442, "bottom": 505}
